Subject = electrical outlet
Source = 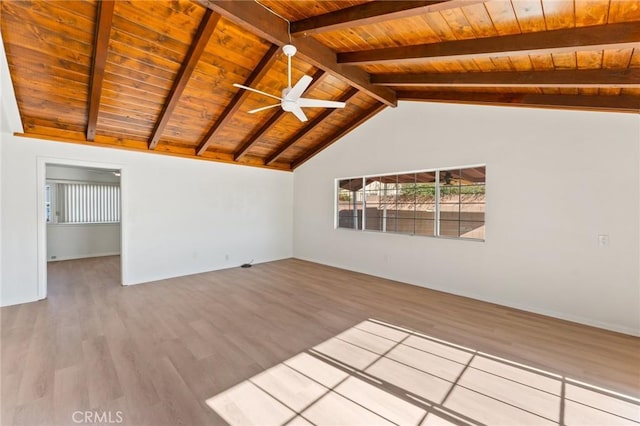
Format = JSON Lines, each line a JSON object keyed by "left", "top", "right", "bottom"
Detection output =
{"left": 598, "top": 235, "right": 609, "bottom": 247}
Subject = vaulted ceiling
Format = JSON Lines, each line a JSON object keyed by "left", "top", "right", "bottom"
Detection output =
{"left": 2, "top": 1, "right": 639, "bottom": 171}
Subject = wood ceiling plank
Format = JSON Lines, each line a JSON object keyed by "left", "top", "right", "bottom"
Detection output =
{"left": 439, "top": 7, "right": 477, "bottom": 39}
{"left": 551, "top": 51, "right": 577, "bottom": 69}
{"left": 461, "top": 2, "right": 499, "bottom": 38}
{"left": 265, "top": 87, "right": 359, "bottom": 165}
{"left": 234, "top": 110, "right": 287, "bottom": 161}
{"left": 261, "top": 1, "right": 371, "bottom": 22}
{"left": 483, "top": 0, "right": 521, "bottom": 36}
{"left": 50, "top": 0, "right": 98, "bottom": 23}
{"left": 234, "top": 69, "right": 327, "bottom": 161}
{"left": 290, "top": 1, "right": 485, "bottom": 36}
{"left": 541, "top": 0, "right": 575, "bottom": 30}
{"left": 576, "top": 50, "right": 604, "bottom": 69}
{"left": 630, "top": 48, "right": 640, "bottom": 68}
{"left": 511, "top": 0, "right": 546, "bottom": 33}
{"left": 372, "top": 68, "right": 640, "bottom": 87}
{"left": 110, "top": 16, "right": 194, "bottom": 65}
{"left": 529, "top": 53, "right": 555, "bottom": 70}
{"left": 2, "top": 9, "right": 93, "bottom": 64}
{"left": 195, "top": 44, "right": 280, "bottom": 155}
{"left": 337, "top": 22, "right": 640, "bottom": 65}
{"left": 423, "top": 7, "right": 459, "bottom": 41}
{"left": 396, "top": 90, "right": 640, "bottom": 113}
{"left": 107, "top": 38, "right": 182, "bottom": 74}
{"left": 196, "top": 0, "right": 397, "bottom": 107}
{"left": 148, "top": 10, "right": 221, "bottom": 150}
{"left": 574, "top": 0, "right": 609, "bottom": 27}
{"left": 597, "top": 87, "right": 621, "bottom": 96}
{"left": 489, "top": 55, "right": 516, "bottom": 71}
{"left": 113, "top": 0, "right": 204, "bottom": 45}
{"left": 3, "top": 1, "right": 96, "bottom": 45}
{"left": 603, "top": 48, "right": 634, "bottom": 69}
{"left": 87, "top": 0, "right": 115, "bottom": 141}
{"left": 291, "top": 102, "right": 387, "bottom": 169}
{"left": 23, "top": 120, "right": 86, "bottom": 135}
{"left": 508, "top": 54, "right": 534, "bottom": 71}
{"left": 608, "top": 0, "right": 640, "bottom": 23}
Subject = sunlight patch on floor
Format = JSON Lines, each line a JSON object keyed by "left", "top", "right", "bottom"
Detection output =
{"left": 206, "top": 319, "right": 640, "bottom": 425}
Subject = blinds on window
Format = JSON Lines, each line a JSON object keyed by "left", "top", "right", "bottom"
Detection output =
{"left": 58, "top": 183, "right": 120, "bottom": 223}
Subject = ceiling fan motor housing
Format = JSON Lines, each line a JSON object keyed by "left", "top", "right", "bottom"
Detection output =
{"left": 282, "top": 44, "right": 297, "bottom": 57}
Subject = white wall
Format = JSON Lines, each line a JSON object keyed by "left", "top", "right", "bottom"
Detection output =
{"left": 47, "top": 224, "right": 121, "bottom": 261}
{"left": 293, "top": 101, "right": 640, "bottom": 336}
{"left": 46, "top": 165, "right": 121, "bottom": 261}
{"left": 0, "top": 134, "right": 293, "bottom": 306}
{"left": 1, "top": 30, "right": 23, "bottom": 304}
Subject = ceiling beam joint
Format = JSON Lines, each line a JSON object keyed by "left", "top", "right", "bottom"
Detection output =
{"left": 195, "top": 0, "right": 397, "bottom": 107}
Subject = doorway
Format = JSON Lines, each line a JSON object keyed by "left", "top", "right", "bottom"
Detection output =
{"left": 37, "top": 158, "right": 126, "bottom": 300}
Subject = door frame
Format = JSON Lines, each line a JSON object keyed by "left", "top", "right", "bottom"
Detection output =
{"left": 36, "top": 157, "right": 127, "bottom": 300}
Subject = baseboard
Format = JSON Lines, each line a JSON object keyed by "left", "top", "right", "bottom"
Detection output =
{"left": 294, "top": 256, "right": 640, "bottom": 338}
{"left": 122, "top": 254, "right": 292, "bottom": 286}
{"left": 0, "top": 295, "right": 46, "bottom": 308}
{"left": 47, "top": 252, "right": 120, "bottom": 262}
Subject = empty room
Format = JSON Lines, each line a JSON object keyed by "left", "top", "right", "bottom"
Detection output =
{"left": 1, "top": 0, "right": 639, "bottom": 425}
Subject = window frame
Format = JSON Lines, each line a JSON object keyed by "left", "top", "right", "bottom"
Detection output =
{"left": 335, "top": 164, "right": 486, "bottom": 241}
{"left": 46, "top": 180, "right": 121, "bottom": 225}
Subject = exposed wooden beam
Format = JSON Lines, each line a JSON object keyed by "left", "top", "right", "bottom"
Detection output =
{"left": 196, "top": 44, "right": 280, "bottom": 156}
{"left": 372, "top": 68, "right": 640, "bottom": 88}
{"left": 396, "top": 91, "right": 640, "bottom": 113}
{"left": 148, "top": 10, "right": 220, "bottom": 150}
{"left": 234, "top": 69, "right": 326, "bottom": 161}
{"left": 86, "top": 0, "right": 115, "bottom": 141}
{"left": 338, "top": 22, "right": 640, "bottom": 65}
{"left": 291, "top": 1, "right": 484, "bottom": 36}
{"left": 265, "top": 87, "right": 359, "bottom": 166}
{"left": 196, "top": 0, "right": 396, "bottom": 107}
{"left": 292, "top": 102, "right": 387, "bottom": 169}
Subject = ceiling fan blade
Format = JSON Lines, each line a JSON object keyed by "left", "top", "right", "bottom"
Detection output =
{"left": 290, "top": 105, "right": 308, "bottom": 122}
{"left": 285, "top": 75, "right": 313, "bottom": 101}
{"left": 233, "top": 83, "right": 282, "bottom": 101}
{"left": 298, "top": 98, "right": 346, "bottom": 109}
{"left": 248, "top": 104, "right": 281, "bottom": 114}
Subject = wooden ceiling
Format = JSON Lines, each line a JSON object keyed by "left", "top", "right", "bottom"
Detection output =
{"left": 2, "top": 1, "right": 639, "bottom": 171}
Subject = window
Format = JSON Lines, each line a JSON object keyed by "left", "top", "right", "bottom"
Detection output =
{"left": 48, "top": 182, "right": 120, "bottom": 224}
{"left": 336, "top": 166, "right": 485, "bottom": 240}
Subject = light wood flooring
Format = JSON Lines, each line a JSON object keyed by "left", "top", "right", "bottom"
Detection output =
{"left": 1, "top": 256, "right": 639, "bottom": 425}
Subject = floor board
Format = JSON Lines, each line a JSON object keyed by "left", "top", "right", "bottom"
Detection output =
{"left": 1, "top": 256, "right": 638, "bottom": 425}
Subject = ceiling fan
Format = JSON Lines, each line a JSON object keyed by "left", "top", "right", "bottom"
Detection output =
{"left": 233, "top": 44, "right": 346, "bottom": 122}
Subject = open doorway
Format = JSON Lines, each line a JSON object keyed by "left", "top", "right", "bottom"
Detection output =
{"left": 37, "top": 159, "right": 125, "bottom": 300}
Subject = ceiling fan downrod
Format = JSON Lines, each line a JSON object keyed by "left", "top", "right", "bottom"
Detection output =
{"left": 282, "top": 44, "right": 297, "bottom": 89}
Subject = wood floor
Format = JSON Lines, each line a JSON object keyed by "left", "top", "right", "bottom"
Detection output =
{"left": 1, "top": 256, "right": 638, "bottom": 425}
